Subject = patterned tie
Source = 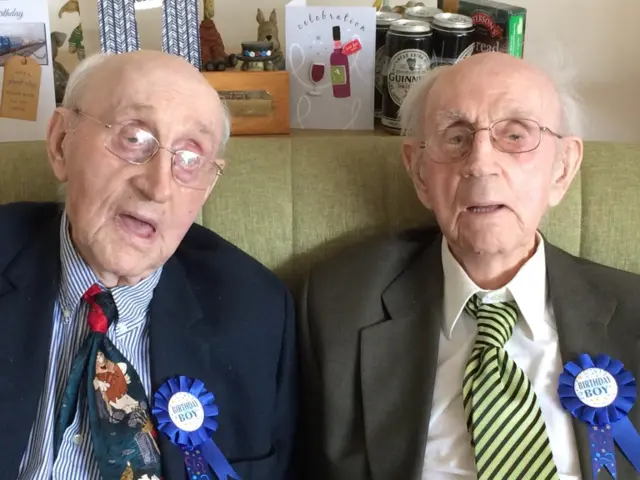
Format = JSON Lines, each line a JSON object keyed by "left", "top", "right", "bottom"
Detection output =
{"left": 55, "top": 284, "right": 162, "bottom": 480}
{"left": 462, "top": 295, "right": 559, "bottom": 480}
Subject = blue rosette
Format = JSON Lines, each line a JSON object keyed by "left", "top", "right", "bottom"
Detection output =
{"left": 152, "top": 376, "right": 240, "bottom": 480}
{"left": 558, "top": 353, "right": 640, "bottom": 479}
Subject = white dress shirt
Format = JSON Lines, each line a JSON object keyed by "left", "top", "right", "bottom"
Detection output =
{"left": 17, "top": 212, "right": 161, "bottom": 480}
{"left": 421, "top": 236, "right": 582, "bottom": 479}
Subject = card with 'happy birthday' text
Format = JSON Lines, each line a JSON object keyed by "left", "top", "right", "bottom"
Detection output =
{"left": 0, "top": 0, "right": 55, "bottom": 142}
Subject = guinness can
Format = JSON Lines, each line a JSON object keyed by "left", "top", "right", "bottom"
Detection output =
{"left": 431, "top": 13, "right": 475, "bottom": 67}
{"left": 381, "top": 19, "right": 433, "bottom": 134}
{"left": 375, "top": 11, "right": 402, "bottom": 119}
{"left": 404, "top": 6, "right": 443, "bottom": 23}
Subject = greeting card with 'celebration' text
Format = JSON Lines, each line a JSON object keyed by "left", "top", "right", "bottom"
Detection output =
{"left": 285, "top": 0, "right": 375, "bottom": 130}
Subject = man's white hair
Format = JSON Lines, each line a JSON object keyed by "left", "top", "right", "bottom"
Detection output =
{"left": 61, "top": 52, "right": 232, "bottom": 155}
{"left": 399, "top": 49, "right": 584, "bottom": 140}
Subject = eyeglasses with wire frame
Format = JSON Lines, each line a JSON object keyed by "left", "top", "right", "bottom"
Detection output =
{"left": 419, "top": 118, "right": 564, "bottom": 163}
{"left": 74, "top": 109, "right": 224, "bottom": 190}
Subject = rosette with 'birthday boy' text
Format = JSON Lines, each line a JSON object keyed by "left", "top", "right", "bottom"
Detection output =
{"left": 558, "top": 353, "right": 640, "bottom": 479}
{"left": 152, "top": 376, "right": 239, "bottom": 480}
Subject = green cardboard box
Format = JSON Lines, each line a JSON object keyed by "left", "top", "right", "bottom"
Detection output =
{"left": 438, "top": 0, "right": 526, "bottom": 58}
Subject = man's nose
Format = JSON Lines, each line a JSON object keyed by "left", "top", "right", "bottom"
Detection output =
{"left": 132, "top": 150, "right": 173, "bottom": 203}
{"left": 460, "top": 129, "right": 501, "bottom": 178}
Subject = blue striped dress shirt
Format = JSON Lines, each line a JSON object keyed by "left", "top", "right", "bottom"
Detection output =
{"left": 17, "top": 212, "right": 162, "bottom": 479}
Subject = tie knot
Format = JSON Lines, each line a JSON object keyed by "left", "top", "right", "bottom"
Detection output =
{"left": 82, "top": 284, "right": 118, "bottom": 334}
{"left": 465, "top": 295, "right": 518, "bottom": 348}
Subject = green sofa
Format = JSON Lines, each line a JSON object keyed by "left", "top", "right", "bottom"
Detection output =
{"left": 1, "top": 134, "right": 639, "bottom": 287}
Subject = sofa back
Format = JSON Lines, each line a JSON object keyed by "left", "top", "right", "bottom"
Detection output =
{"left": 1, "top": 135, "right": 639, "bottom": 285}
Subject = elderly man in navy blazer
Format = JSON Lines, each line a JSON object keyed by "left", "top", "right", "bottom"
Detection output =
{"left": 1, "top": 50, "right": 296, "bottom": 480}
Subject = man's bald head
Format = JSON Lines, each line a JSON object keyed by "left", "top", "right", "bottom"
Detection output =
{"left": 62, "top": 51, "right": 228, "bottom": 150}
{"left": 65, "top": 50, "right": 213, "bottom": 102}
{"left": 428, "top": 52, "right": 561, "bottom": 132}
{"left": 400, "top": 52, "right": 582, "bottom": 141}
{"left": 435, "top": 51, "right": 557, "bottom": 92}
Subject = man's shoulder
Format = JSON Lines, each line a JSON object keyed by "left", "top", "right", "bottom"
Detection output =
{"left": 306, "top": 226, "right": 441, "bottom": 298}
{"left": 0, "top": 201, "right": 60, "bottom": 229}
{"left": 174, "top": 222, "right": 289, "bottom": 300}
{"left": 0, "top": 201, "right": 60, "bottom": 256}
{"left": 547, "top": 242, "right": 640, "bottom": 299}
{"left": 547, "top": 245, "right": 640, "bottom": 311}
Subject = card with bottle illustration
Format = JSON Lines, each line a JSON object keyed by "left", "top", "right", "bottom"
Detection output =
{"left": 285, "top": 0, "right": 376, "bottom": 130}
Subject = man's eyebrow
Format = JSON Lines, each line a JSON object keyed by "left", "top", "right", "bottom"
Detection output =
{"left": 433, "top": 106, "right": 539, "bottom": 128}
{"left": 496, "top": 104, "right": 535, "bottom": 119}
{"left": 121, "top": 102, "right": 156, "bottom": 115}
{"left": 119, "top": 103, "right": 216, "bottom": 137}
{"left": 195, "top": 122, "right": 216, "bottom": 137}
{"left": 435, "top": 109, "right": 468, "bottom": 126}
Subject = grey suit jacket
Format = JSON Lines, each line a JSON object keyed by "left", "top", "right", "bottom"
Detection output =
{"left": 297, "top": 227, "right": 640, "bottom": 480}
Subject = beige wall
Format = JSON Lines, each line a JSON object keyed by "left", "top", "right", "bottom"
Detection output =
{"left": 68, "top": 0, "right": 640, "bottom": 142}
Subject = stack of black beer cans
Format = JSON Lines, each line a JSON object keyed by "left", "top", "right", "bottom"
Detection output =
{"left": 377, "top": 10, "right": 475, "bottom": 134}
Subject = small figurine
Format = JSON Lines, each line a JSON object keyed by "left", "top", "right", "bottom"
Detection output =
{"left": 237, "top": 41, "right": 282, "bottom": 71}
{"left": 392, "top": 1, "right": 426, "bottom": 15}
{"left": 59, "top": 0, "right": 85, "bottom": 61}
{"left": 256, "top": 8, "right": 285, "bottom": 71}
{"left": 51, "top": 31, "right": 70, "bottom": 105}
{"left": 68, "top": 23, "right": 85, "bottom": 60}
{"left": 58, "top": 0, "right": 79, "bottom": 17}
{"left": 372, "top": 0, "right": 393, "bottom": 12}
{"left": 200, "top": 0, "right": 237, "bottom": 71}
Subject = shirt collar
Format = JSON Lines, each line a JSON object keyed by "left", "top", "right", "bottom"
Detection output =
{"left": 441, "top": 233, "right": 550, "bottom": 341}
{"left": 59, "top": 211, "right": 163, "bottom": 323}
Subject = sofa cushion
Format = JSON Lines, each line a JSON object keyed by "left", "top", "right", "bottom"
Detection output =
{"left": 0, "top": 136, "right": 637, "bottom": 285}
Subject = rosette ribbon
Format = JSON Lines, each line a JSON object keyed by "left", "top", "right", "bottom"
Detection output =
{"left": 152, "top": 376, "right": 240, "bottom": 480}
{"left": 558, "top": 353, "right": 640, "bottom": 479}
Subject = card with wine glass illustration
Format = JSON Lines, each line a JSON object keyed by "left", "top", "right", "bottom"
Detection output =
{"left": 285, "top": 0, "right": 375, "bottom": 130}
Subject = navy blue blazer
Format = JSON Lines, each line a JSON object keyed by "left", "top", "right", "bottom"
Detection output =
{"left": 0, "top": 202, "right": 297, "bottom": 479}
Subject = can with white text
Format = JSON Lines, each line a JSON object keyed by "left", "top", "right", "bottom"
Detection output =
{"left": 381, "top": 19, "right": 433, "bottom": 134}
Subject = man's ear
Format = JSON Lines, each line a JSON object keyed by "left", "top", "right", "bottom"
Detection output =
{"left": 549, "top": 136, "right": 583, "bottom": 207}
{"left": 402, "top": 139, "right": 432, "bottom": 209}
{"left": 46, "top": 107, "right": 74, "bottom": 183}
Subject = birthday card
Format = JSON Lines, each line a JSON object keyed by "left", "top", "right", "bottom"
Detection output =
{"left": 0, "top": 0, "right": 55, "bottom": 142}
{"left": 285, "top": 0, "right": 376, "bottom": 130}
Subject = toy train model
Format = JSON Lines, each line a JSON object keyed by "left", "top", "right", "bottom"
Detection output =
{"left": 0, "top": 36, "right": 24, "bottom": 55}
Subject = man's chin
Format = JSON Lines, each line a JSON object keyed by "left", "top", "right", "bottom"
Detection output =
{"left": 459, "top": 230, "right": 517, "bottom": 256}
{"left": 93, "top": 250, "right": 158, "bottom": 286}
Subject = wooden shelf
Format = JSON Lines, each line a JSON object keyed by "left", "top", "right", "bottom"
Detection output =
{"left": 202, "top": 70, "right": 290, "bottom": 136}
{"left": 203, "top": 71, "right": 398, "bottom": 139}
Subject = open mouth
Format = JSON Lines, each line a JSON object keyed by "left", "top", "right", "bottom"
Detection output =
{"left": 118, "top": 213, "right": 157, "bottom": 239}
{"left": 466, "top": 205, "right": 506, "bottom": 213}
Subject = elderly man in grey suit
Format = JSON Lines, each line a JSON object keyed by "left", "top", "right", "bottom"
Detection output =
{"left": 297, "top": 51, "right": 640, "bottom": 480}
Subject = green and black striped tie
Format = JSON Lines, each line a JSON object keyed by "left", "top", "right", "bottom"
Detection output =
{"left": 462, "top": 295, "right": 559, "bottom": 480}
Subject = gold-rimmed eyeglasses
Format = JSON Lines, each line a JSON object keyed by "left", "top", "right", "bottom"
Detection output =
{"left": 74, "top": 109, "right": 224, "bottom": 190}
{"left": 419, "top": 118, "right": 564, "bottom": 163}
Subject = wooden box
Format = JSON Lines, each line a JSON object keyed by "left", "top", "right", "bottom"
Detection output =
{"left": 202, "top": 70, "right": 290, "bottom": 136}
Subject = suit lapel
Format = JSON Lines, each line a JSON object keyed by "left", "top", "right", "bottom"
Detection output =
{"left": 149, "top": 255, "right": 208, "bottom": 480}
{"left": 545, "top": 244, "right": 618, "bottom": 480}
{"left": 0, "top": 213, "right": 61, "bottom": 476}
{"left": 360, "top": 237, "right": 442, "bottom": 480}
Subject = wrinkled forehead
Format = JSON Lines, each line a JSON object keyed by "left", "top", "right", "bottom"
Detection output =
{"left": 425, "top": 66, "right": 561, "bottom": 130}
{"left": 95, "top": 67, "right": 221, "bottom": 138}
